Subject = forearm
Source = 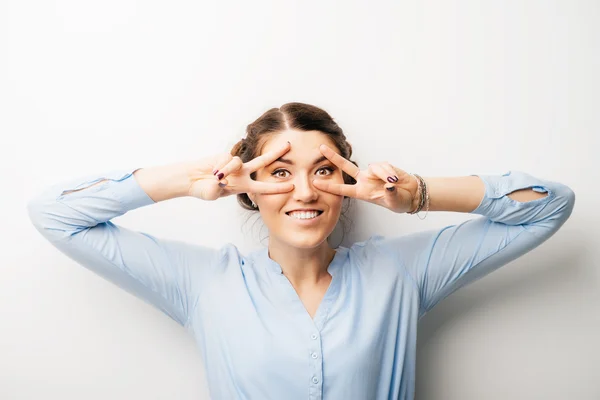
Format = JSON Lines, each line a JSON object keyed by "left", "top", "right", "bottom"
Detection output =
{"left": 420, "top": 175, "right": 549, "bottom": 213}
{"left": 133, "top": 161, "right": 193, "bottom": 202}
{"left": 28, "top": 168, "right": 159, "bottom": 240}
{"left": 63, "top": 162, "right": 194, "bottom": 203}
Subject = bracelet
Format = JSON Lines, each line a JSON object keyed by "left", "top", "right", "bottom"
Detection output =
{"left": 407, "top": 174, "right": 424, "bottom": 214}
{"left": 416, "top": 174, "right": 430, "bottom": 220}
{"left": 408, "top": 173, "right": 430, "bottom": 219}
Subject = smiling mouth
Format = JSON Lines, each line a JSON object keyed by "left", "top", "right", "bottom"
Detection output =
{"left": 285, "top": 210, "right": 324, "bottom": 220}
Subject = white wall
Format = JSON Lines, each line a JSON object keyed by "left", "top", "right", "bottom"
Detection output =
{"left": 2, "top": 1, "right": 598, "bottom": 399}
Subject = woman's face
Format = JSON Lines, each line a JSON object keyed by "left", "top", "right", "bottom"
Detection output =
{"left": 250, "top": 129, "right": 345, "bottom": 250}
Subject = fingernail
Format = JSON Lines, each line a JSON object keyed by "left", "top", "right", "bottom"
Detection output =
{"left": 387, "top": 176, "right": 396, "bottom": 183}
{"left": 386, "top": 186, "right": 395, "bottom": 192}
{"left": 393, "top": 175, "right": 399, "bottom": 182}
{"left": 219, "top": 182, "right": 227, "bottom": 188}
{"left": 213, "top": 169, "right": 219, "bottom": 176}
{"left": 217, "top": 172, "right": 224, "bottom": 180}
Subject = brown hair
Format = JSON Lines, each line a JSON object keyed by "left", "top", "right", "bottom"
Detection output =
{"left": 230, "top": 102, "right": 359, "bottom": 211}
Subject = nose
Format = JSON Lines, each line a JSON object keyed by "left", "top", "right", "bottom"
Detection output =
{"left": 292, "top": 175, "right": 318, "bottom": 203}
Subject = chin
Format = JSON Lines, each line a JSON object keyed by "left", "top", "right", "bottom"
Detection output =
{"left": 266, "top": 212, "right": 339, "bottom": 249}
{"left": 277, "top": 232, "right": 330, "bottom": 250}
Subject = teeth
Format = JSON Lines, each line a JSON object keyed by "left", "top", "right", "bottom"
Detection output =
{"left": 288, "top": 211, "right": 320, "bottom": 220}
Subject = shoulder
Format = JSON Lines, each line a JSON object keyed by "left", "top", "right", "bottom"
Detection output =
{"left": 346, "top": 234, "right": 405, "bottom": 271}
{"left": 344, "top": 234, "right": 419, "bottom": 290}
{"left": 165, "top": 240, "right": 245, "bottom": 273}
{"left": 346, "top": 234, "right": 409, "bottom": 260}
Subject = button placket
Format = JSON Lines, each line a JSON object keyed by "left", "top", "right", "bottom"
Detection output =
{"left": 309, "top": 332, "right": 323, "bottom": 399}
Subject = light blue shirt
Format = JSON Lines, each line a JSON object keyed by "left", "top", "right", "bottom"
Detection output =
{"left": 27, "top": 169, "right": 575, "bottom": 400}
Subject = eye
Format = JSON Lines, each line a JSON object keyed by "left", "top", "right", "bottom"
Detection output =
{"left": 316, "top": 166, "right": 335, "bottom": 176}
{"left": 271, "top": 166, "right": 335, "bottom": 179}
{"left": 271, "top": 169, "right": 290, "bottom": 179}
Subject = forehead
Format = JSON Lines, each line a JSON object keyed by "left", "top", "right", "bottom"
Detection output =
{"left": 261, "top": 129, "right": 339, "bottom": 155}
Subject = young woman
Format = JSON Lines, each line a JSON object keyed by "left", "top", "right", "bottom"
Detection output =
{"left": 27, "top": 102, "right": 575, "bottom": 400}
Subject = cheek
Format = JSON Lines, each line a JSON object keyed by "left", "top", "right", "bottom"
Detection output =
{"left": 326, "top": 195, "right": 344, "bottom": 213}
{"left": 256, "top": 194, "right": 286, "bottom": 212}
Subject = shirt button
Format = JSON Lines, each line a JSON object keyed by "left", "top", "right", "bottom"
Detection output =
{"left": 311, "top": 333, "right": 318, "bottom": 340}
{"left": 312, "top": 377, "right": 319, "bottom": 384}
{"left": 311, "top": 352, "right": 318, "bottom": 359}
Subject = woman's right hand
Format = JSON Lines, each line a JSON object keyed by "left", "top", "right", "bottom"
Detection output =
{"left": 188, "top": 141, "right": 294, "bottom": 201}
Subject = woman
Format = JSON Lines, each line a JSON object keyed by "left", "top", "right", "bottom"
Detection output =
{"left": 27, "top": 102, "right": 575, "bottom": 400}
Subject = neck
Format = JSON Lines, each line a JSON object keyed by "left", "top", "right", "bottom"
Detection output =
{"left": 267, "top": 240, "right": 336, "bottom": 288}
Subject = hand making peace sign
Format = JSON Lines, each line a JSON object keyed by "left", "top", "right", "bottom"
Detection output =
{"left": 312, "top": 144, "right": 419, "bottom": 214}
{"left": 188, "top": 142, "right": 294, "bottom": 201}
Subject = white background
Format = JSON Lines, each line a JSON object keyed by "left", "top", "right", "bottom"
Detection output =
{"left": 2, "top": 0, "right": 598, "bottom": 399}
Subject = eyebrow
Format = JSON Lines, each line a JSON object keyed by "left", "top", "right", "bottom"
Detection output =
{"left": 273, "top": 155, "right": 328, "bottom": 166}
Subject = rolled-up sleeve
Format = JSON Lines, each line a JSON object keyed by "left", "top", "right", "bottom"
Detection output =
{"left": 27, "top": 168, "right": 224, "bottom": 327}
{"left": 373, "top": 170, "right": 576, "bottom": 317}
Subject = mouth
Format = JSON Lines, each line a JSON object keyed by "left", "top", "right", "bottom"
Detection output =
{"left": 285, "top": 210, "right": 324, "bottom": 222}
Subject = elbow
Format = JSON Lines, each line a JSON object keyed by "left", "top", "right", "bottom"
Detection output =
{"left": 26, "top": 196, "right": 52, "bottom": 235}
{"left": 26, "top": 195, "right": 65, "bottom": 241}
{"left": 26, "top": 198, "right": 48, "bottom": 241}
{"left": 559, "top": 184, "right": 576, "bottom": 220}
{"left": 522, "top": 182, "right": 575, "bottom": 237}
{"left": 545, "top": 183, "right": 576, "bottom": 229}
{"left": 26, "top": 197, "right": 42, "bottom": 226}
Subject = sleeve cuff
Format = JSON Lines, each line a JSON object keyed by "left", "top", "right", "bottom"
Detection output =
{"left": 56, "top": 167, "right": 156, "bottom": 211}
{"left": 109, "top": 168, "right": 157, "bottom": 210}
{"left": 469, "top": 170, "right": 553, "bottom": 216}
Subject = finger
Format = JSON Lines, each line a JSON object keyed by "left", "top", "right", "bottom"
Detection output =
{"left": 312, "top": 179, "right": 358, "bottom": 198}
{"left": 245, "top": 141, "right": 291, "bottom": 172}
{"left": 248, "top": 181, "right": 295, "bottom": 194}
{"left": 319, "top": 144, "right": 361, "bottom": 179}
{"left": 368, "top": 163, "right": 397, "bottom": 184}
{"left": 212, "top": 153, "right": 233, "bottom": 176}
{"left": 391, "top": 167, "right": 414, "bottom": 185}
{"left": 382, "top": 163, "right": 400, "bottom": 182}
{"left": 215, "top": 156, "right": 243, "bottom": 181}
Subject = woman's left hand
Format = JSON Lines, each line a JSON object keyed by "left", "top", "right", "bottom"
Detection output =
{"left": 312, "top": 144, "right": 419, "bottom": 214}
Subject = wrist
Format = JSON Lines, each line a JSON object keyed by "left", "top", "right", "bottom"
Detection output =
{"left": 408, "top": 174, "right": 422, "bottom": 213}
{"left": 133, "top": 161, "right": 193, "bottom": 202}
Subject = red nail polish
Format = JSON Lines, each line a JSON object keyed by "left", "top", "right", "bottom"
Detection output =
{"left": 217, "top": 172, "right": 224, "bottom": 180}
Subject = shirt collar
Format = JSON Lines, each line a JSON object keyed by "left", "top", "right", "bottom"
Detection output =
{"left": 250, "top": 245, "right": 348, "bottom": 278}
